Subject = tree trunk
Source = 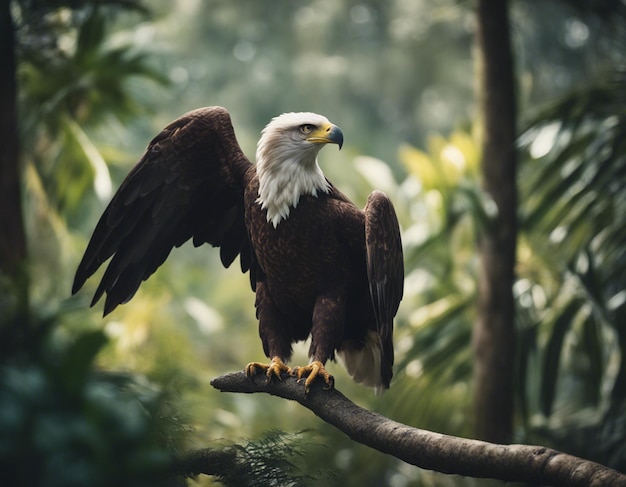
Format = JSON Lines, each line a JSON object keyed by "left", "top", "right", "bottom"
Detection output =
{"left": 0, "top": 1, "right": 27, "bottom": 285}
{"left": 473, "top": 0, "right": 518, "bottom": 443}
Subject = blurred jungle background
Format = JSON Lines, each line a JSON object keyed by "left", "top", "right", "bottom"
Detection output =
{"left": 1, "top": 0, "right": 625, "bottom": 486}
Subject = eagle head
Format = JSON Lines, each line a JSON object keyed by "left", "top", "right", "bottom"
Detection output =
{"left": 256, "top": 112, "right": 344, "bottom": 227}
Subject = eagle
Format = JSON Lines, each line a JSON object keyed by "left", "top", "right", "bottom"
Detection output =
{"left": 72, "top": 107, "right": 404, "bottom": 394}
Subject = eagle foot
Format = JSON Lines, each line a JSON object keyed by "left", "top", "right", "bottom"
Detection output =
{"left": 291, "top": 361, "right": 335, "bottom": 395}
{"left": 245, "top": 356, "right": 292, "bottom": 383}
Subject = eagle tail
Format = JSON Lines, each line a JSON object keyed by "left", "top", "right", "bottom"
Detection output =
{"left": 338, "top": 331, "right": 391, "bottom": 395}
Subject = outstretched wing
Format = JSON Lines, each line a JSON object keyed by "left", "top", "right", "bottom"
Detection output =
{"left": 72, "top": 106, "right": 255, "bottom": 315}
{"left": 364, "top": 190, "right": 404, "bottom": 369}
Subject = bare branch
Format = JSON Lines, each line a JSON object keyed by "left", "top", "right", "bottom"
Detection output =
{"left": 211, "top": 371, "right": 626, "bottom": 487}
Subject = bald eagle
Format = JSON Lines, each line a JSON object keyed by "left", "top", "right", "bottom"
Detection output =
{"left": 72, "top": 107, "right": 404, "bottom": 393}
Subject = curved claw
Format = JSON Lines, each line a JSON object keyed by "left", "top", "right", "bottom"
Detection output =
{"left": 291, "top": 361, "right": 335, "bottom": 394}
{"left": 245, "top": 356, "right": 292, "bottom": 383}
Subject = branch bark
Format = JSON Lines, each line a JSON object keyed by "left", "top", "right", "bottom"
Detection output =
{"left": 210, "top": 371, "right": 626, "bottom": 487}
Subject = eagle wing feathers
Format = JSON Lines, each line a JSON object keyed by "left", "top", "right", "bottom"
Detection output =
{"left": 364, "top": 190, "right": 404, "bottom": 369}
{"left": 72, "top": 106, "right": 254, "bottom": 315}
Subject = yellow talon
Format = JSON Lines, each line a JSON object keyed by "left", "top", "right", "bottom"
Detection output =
{"left": 291, "top": 360, "right": 334, "bottom": 394}
{"left": 245, "top": 356, "right": 292, "bottom": 382}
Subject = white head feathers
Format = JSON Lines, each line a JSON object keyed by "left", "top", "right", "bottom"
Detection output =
{"left": 255, "top": 112, "right": 339, "bottom": 227}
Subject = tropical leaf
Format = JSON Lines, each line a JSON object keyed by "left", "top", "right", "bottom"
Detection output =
{"left": 516, "top": 32, "right": 626, "bottom": 463}
{"left": 539, "top": 298, "right": 581, "bottom": 416}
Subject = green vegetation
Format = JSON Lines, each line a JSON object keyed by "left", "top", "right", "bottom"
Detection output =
{"left": 2, "top": 0, "right": 624, "bottom": 485}
{"left": 0, "top": 325, "right": 178, "bottom": 487}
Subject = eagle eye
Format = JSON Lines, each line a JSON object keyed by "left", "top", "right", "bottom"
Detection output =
{"left": 299, "top": 124, "right": 315, "bottom": 135}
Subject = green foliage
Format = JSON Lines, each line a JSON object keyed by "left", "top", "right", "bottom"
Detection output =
{"left": 204, "top": 430, "right": 333, "bottom": 487}
{"left": 15, "top": 1, "right": 168, "bottom": 226}
{"left": 384, "top": 65, "right": 626, "bottom": 473}
{"left": 12, "top": 1, "right": 168, "bottom": 309}
{"left": 516, "top": 72, "right": 626, "bottom": 468}
{"left": 382, "top": 128, "right": 480, "bottom": 439}
{"left": 0, "top": 323, "right": 179, "bottom": 487}
{"left": 19, "top": 7, "right": 166, "bottom": 130}
{"left": 8, "top": 0, "right": 626, "bottom": 485}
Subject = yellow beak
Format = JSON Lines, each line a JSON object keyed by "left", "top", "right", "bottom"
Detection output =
{"left": 307, "top": 123, "right": 344, "bottom": 149}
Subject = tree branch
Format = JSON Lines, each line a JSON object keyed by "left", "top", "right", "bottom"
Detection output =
{"left": 210, "top": 371, "right": 626, "bottom": 487}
